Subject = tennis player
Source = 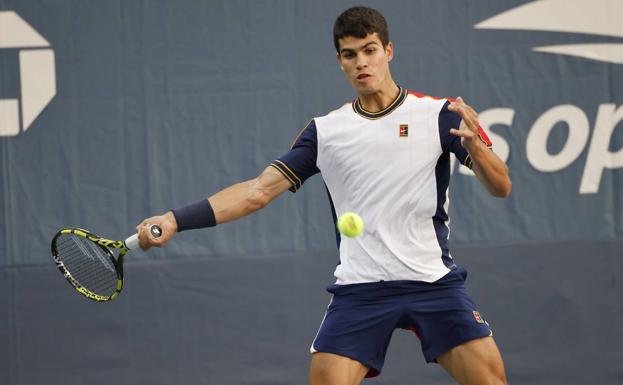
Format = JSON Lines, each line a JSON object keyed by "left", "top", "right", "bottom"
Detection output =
{"left": 137, "top": 6, "right": 511, "bottom": 385}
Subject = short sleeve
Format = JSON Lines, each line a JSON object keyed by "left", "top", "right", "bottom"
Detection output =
{"left": 438, "top": 100, "right": 492, "bottom": 169}
{"left": 270, "top": 120, "right": 320, "bottom": 192}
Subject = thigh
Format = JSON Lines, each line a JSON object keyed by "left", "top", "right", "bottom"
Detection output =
{"left": 405, "top": 282, "right": 493, "bottom": 363}
{"left": 309, "top": 352, "right": 368, "bottom": 385}
{"left": 310, "top": 291, "right": 399, "bottom": 377}
{"left": 437, "top": 336, "right": 507, "bottom": 385}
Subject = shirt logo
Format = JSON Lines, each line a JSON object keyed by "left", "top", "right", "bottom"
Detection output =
{"left": 472, "top": 310, "right": 485, "bottom": 324}
{"left": 399, "top": 124, "right": 408, "bottom": 137}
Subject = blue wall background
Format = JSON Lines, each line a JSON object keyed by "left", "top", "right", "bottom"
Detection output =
{"left": 1, "top": 1, "right": 622, "bottom": 384}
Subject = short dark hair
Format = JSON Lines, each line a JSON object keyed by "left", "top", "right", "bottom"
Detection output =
{"left": 333, "top": 6, "right": 389, "bottom": 53}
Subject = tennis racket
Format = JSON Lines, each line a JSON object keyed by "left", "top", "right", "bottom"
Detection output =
{"left": 51, "top": 224, "right": 162, "bottom": 302}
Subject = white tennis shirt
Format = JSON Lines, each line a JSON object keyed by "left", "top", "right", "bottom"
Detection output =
{"left": 271, "top": 87, "right": 491, "bottom": 284}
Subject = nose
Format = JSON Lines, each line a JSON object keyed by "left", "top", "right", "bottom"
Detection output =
{"left": 355, "top": 53, "right": 367, "bottom": 70}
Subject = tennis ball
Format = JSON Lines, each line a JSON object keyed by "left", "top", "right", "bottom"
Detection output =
{"left": 337, "top": 212, "right": 364, "bottom": 238}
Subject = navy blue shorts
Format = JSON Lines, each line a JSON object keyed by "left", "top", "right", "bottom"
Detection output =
{"left": 310, "top": 266, "right": 492, "bottom": 378}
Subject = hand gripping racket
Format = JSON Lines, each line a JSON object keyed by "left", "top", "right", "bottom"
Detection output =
{"left": 51, "top": 225, "right": 162, "bottom": 302}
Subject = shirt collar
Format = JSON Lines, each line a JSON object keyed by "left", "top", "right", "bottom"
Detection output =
{"left": 353, "top": 87, "right": 407, "bottom": 119}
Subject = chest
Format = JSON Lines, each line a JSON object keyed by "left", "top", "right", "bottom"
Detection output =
{"left": 316, "top": 108, "right": 442, "bottom": 178}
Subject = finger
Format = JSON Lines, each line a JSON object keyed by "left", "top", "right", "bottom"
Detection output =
{"left": 148, "top": 227, "right": 168, "bottom": 247}
{"left": 450, "top": 128, "right": 468, "bottom": 137}
{"left": 448, "top": 98, "right": 461, "bottom": 109}
{"left": 451, "top": 127, "right": 477, "bottom": 138}
{"left": 137, "top": 229, "right": 149, "bottom": 250}
{"left": 454, "top": 97, "right": 476, "bottom": 114}
{"left": 459, "top": 119, "right": 474, "bottom": 133}
{"left": 140, "top": 240, "right": 152, "bottom": 251}
{"left": 457, "top": 110, "right": 479, "bottom": 131}
{"left": 457, "top": 100, "right": 478, "bottom": 120}
{"left": 451, "top": 107, "right": 470, "bottom": 125}
{"left": 461, "top": 105, "right": 479, "bottom": 123}
{"left": 138, "top": 223, "right": 155, "bottom": 243}
{"left": 448, "top": 96, "right": 463, "bottom": 110}
{"left": 449, "top": 100, "right": 481, "bottom": 133}
{"left": 136, "top": 219, "right": 147, "bottom": 232}
{"left": 450, "top": 103, "right": 472, "bottom": 120}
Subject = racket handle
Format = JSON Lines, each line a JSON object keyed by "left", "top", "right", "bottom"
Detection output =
{"left": 124, "top": 225, "right": 163, "bottom": 250}
{"left": 124, "top": 234, "right": 140, "bottom": 250}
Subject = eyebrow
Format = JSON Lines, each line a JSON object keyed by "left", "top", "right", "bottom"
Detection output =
{"left": 340, "top": 41, "right": 379, "bottom": 55}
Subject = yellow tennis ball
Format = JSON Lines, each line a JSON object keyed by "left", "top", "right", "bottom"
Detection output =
{"left": 337, "top": 212, "right": 364, "bottom": 238}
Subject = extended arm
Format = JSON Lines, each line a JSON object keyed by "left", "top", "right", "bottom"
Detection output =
{"left": 209, "top": 166, "right": 293, "bottom": 224}
{"left": 448, "top": 97, "right": 512, "bottom": 197}
{"left": 136, "top": 166, "right": 293, "bottom": 249}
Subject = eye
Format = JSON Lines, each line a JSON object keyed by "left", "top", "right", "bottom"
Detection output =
{"left": 365, "top": 47, "right": 376, "bottom": 54}
{"left": 343, "top": 52, "right": 355, "bottom": 59}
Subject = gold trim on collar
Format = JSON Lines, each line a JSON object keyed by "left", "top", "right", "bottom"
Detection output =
{"left": 353, "top": 87, "right": 407, "bottom": 120}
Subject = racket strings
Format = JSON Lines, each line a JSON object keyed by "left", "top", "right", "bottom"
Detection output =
{"left": 55, "top": 234, "right": 119, "bottom": 296}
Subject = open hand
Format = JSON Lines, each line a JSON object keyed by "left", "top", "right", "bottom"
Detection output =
{"left": 447, "top": 96, "right": 483, "bottom": 151}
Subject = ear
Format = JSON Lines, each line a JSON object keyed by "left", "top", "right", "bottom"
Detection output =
{"left": 336, "top": 52, "right": 344, "bottom": 71}
{"left": 386, "top": 42, "right": 394, "bottom": 62}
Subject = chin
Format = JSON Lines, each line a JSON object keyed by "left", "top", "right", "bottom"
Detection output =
{"left": 353, "top": 83, "right": 378, "bottom": 95}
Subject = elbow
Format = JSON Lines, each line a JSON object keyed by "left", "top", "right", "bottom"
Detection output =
{"left": 491, "top": 179, "right": 512, "bottom": 198}
{"left": 245, "top": 173, "right": 284, "bottom": 212}
{"left": 247, "top": 189, "right": 271, "bottom": 211}
{"left": 489, "top": 164, "right": 512, "bottom": 198}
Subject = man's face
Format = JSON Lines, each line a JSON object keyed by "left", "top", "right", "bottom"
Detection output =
{"left": 337, "top": 33, "right": 393, "bottom": 95}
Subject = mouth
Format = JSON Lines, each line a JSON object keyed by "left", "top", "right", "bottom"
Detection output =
{"left": 356, "top": 74, "right": 371, "bottom": 80}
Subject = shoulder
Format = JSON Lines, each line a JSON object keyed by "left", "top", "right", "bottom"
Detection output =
{"left": 407, "top": 90, "right": 454, "bottom": 114}
{"left": 402, "top": 90, "right": 460, "bottom": 138}
{"left": 315, "top": 100, "right": 355, "bottom": 123}
{"left": 404, "top": 89, "right": 450, "bottom": 111}
{"left": 313, "top": 101, "right": 357, "bottom": 136}
{"left": 403, "top": 90, "right": 459, "bottom": 129}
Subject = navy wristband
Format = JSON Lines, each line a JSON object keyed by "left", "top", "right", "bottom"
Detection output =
{"left": 171, "top": 199, "right": 217, "bottom": 232}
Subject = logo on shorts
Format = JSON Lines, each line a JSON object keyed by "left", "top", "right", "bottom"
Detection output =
{"left": 399, "top": 124, "right": 408, "bottom": 137}
{"left": 472, "top": 310, "right": 485, "bottom": 324}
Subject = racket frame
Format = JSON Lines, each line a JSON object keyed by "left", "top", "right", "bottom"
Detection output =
{"left": 51, "top": 227, "right": 129, "bottom": 302}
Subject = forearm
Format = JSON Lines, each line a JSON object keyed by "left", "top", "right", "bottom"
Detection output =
{"left": 208, "top": 178, "right": 269, "bottom": 224}
{"left": 167, "top": 180, "right": 271, "bottom": 231}
{"left": 136, "top": 184, "right": 261, "bottom": 250}
{"left": 192, "top": 166, "right": 292, "bottom": 226}
{"left": 467, "top": 141, "right": 512, "bottom": 197}
{"left": 137, "top": 167, "right": 291, "bottom": 249}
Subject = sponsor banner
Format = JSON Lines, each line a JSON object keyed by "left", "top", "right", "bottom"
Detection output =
{"left": 0, "top": 1, "right": 621, "bottom": 265}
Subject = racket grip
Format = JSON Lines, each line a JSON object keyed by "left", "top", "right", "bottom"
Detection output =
{"left": 124, "top": 234, "right": 140, "bottom": 250}
{"left": 124, "top": 225, "right": 162, "bottom": 250}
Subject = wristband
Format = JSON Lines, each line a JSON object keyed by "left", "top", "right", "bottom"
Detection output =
{"left": 171, "top": 199, "right": 216, "bottom": 232}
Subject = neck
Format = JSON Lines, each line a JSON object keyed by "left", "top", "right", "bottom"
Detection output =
{"left": 357, "top": 81, "right": 400, "bottom": 113}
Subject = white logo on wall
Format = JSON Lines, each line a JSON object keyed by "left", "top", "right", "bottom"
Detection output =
{"left": 0, "top": 11, "right": 56, "bottom": 136}
{"left": 475, "top": 0, "right": 623, "bottom": 64}
{"left": 458, "top": 0, "right": 623, "bottom": 194}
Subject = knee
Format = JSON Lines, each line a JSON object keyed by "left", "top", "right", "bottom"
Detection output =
{"left": 308, "top": 352, "right": 368, "bottom": 385}
{"left": 489, "top": 360, "right": 508, "bottom": 385}
{"left": 308, "top": 361, "right": 332, "bottom": 385}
